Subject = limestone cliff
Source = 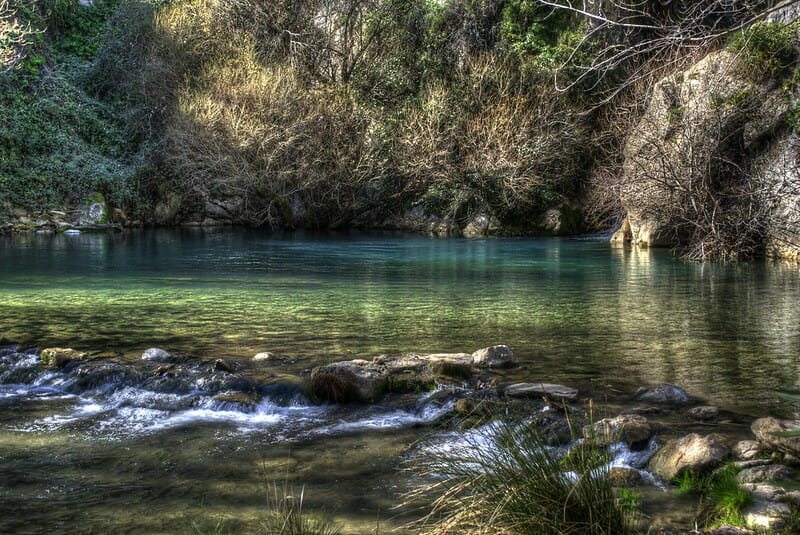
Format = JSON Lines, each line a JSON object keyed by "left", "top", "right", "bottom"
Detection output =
{"left": 613, "top": 19, "right": 800, "bottom": 260}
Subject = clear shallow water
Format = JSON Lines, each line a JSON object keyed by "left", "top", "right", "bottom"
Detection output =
{"left": 1, "top": 228, "right": 800, "bottom": 533}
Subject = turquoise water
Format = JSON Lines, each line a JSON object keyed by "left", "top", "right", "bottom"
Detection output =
{"left": 1, "top": 228, "right": 800, "bottom": 533}
{"left": 2, "top": 228, "right": 799, "bottom": 408}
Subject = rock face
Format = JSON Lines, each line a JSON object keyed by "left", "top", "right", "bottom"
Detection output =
{"left": 586, "top": 414, "right": 652, "bottom": 448}
{"left": 751, "top": 417, "right": 800, "bottom": 457}
{"left": 647, "top": 433, "right": 730, "bottom": 481}
{"left": 614, "top": 45, "right": 800, "bottom": 260}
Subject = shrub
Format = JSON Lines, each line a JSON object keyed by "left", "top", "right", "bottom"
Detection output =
{"left": 729, "top": 21, "right": 799, "bottom": 81}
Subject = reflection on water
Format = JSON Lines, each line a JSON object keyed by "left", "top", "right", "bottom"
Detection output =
{"left": 1, "top": 229, "right": 799, "bottom": 532}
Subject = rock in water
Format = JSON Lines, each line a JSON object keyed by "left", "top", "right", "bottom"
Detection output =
{"left": 586, "top": 414, "right": 652, "bottom": 448}
{"left": 471, "top": 345, "right": 515, "bottom": 368}
{"left": 505, "top": 383, "right": 578, "bottom": 400}
{"left": 40, "top": 347, "right": 86, "bottom": 368}
{"left": 647, "top": 433, "right": 730, "bottom": 482}
{"left": 309, "top": 360, "right": 386, "bottom": 403}
{"left": 141, "top": 347, "right": 173, "bottom": 362}
{"left": 253, "top": 352, "right": 276, "bottom": 362}
{"left": 634, "top": 383, "right": 690, "bottom": 405}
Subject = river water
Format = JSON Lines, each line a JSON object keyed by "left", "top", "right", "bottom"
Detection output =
{"left": 1, "top": 229, "right": 799, "bottom": 533}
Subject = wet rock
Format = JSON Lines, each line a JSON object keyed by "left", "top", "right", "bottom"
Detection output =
{"left": 212, "top": 391, "right": 261, "bottom": 410}
{"left": 213, "top": 359, "right": 234, "bottom": 373}
{"left": 421, "top": 353, "right": 473, "bottom": 379}
{"left": 751, "top": 417, "right": 800, "bottom": 457}
{"left": 309, "top": 360, "right": 386, "bottom": 403}
{"left": 253, "top": 352, "right": 276, "bottom": 362}
{"left": 736, "top": 464, "right": 793, "bottom": 484}
{"left": 67, "top": 361, "right": 141, "bottom": 394}
{"left": 586, "top": 414, "right": 652, "bottom": 448}
{"left": 505, "top": 382, "right": 578, "bottom": 400}
{"left": 634, "top": 383, "right": 690, "bottom": 405}
{"left": 688, "top": 405, "right": 719, "bottom": 420}
{"left": 40, "top": 347, "right": 86, "bottom": 368}
{"left": 141, "top": 347, "right": 173, "bottom": 363}
{"left": 376, "top": 355, "right": 436, "bottom": 393}
{"left": 471, "top": 345, "right": 515, "bottom": 369}
{"left": 735, "top": 440, "right": 763, "bottom": 461}
{"left": 608, "top": 467, "right": 643, "bottom": 487}
{"left": 647, "top": 433, "right": 730, "bottom": 482}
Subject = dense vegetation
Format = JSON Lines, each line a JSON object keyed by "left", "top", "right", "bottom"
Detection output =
{"left": 1, "top": 1, "right": 798, "bottom": 253}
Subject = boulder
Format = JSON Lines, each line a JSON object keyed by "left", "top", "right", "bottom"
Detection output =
{"left": 40, "top": 347, "right": 86, "bottom": 368}
{"left": 420, "top": 353, "right": 474, "bottom": 379}
{"left": 634, "top": 383, "right": 690, "bottom": 405}
{"left": 735, "top": 440, "right": 763, "bottom": 461}
{"left": 376, "top": 354, "right": 437, "bottom": 392}
{"left": 647, "top": 433, "right": 730, "bottom": 482}
{"left": 141, "top": 347, "right": 173, "bottom": 362}
{"left": 309, "top": 360, "right": 386, "bottom": 403}
{"left": 741, "top": 484, "right": 792, "bottom": 531}
{"left": 736, "top": 464, "right": 793, "bottom": 484}
{"left": 77, "top": 194, "right": 108, "bottom": 225}
{"left": 462, "top": 212, "right": 501, "bottom": 237}
{"left": 751, "top": 417, "right": 800, "bottom": 457}
{"left": 471, "top": 345, "right": 515, "bottom": 369}
{"left": 253, "top": 352, "right": 276, "bottom": 362}
{"left": 505, "top": 383, "right": 578, "bottom": 400}
{"left": 586, "top": 414, "right": 652, "bottom": 448}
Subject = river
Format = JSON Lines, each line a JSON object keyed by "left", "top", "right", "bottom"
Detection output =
{"left": 1, "top": 229, "right": 799, "bottom": 533}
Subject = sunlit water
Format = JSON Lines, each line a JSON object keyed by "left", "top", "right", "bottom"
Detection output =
{"left": 1, "top": 228, "right": 799, "bottom": 533}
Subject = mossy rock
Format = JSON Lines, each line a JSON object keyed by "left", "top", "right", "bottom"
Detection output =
{"left": 40, "top": 347, "right": 87, "bottom": 368}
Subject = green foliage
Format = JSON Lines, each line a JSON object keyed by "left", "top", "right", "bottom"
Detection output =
{"left": 673, "top": 464, "right": 753, "bottom": 528}
{"left": 500, "top": 0, "right": 575, "bottom": 65}
{"left": 259, "top": 482, "right": 342, "bottom": 535}
{"left": 729, "top": 21, "right": 799, "bottom": 81}
{"left": 409, "top": 420, "right": 638, "bottom": 534}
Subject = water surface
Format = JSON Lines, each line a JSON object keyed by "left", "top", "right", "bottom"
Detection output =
{"left": 1, "top": 229, "right": 799, "bottom": 532}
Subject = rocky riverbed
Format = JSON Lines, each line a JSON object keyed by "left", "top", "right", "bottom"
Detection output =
{"left": 2, "top": 339, "right": 800, "bottom": 533}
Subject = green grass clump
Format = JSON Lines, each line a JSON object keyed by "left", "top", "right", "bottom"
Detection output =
{"left": 408, "top": 420, "right": 637, "bottom": 535}
{"left": 673, "top": 464, "right": 753, "bottom": 528}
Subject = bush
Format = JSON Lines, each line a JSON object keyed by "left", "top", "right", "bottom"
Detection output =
{"left": 729, "top": 21, "right": 799, "bottom": 81}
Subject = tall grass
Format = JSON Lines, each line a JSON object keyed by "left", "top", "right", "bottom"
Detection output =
{"left": 407, "top": 421, "right": 637, "bottom": 535}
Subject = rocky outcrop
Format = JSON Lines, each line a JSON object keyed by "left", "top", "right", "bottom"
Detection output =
{"left": 615, "top": 41, "right": 800, "bottom": 260}
{"left": 647, "top": 433, "right": 730, "bottom": 481}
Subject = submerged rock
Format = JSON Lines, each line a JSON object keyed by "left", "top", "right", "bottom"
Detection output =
{"left": 141, "top": 347, "right": 173, "bottom": 363}
{"left": 634, "top": 383, "right": 690, "bottom": 405}
{"left": 471, "top": 345, "right": 515, "bottom": 369}
{"left": 647, "top": 433, "right": 730, "bottom": 482}
{"left": 505, "top": 383, "right": 578, "bottom": 400}
{"left": 751, "top": 417, "right": 800, "bottom": 457}
{"left": 213, "top": 358, "right": 234, "bottom": 373}
{"left": 40, "top": 347, "right": 86, "bottom": 368}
